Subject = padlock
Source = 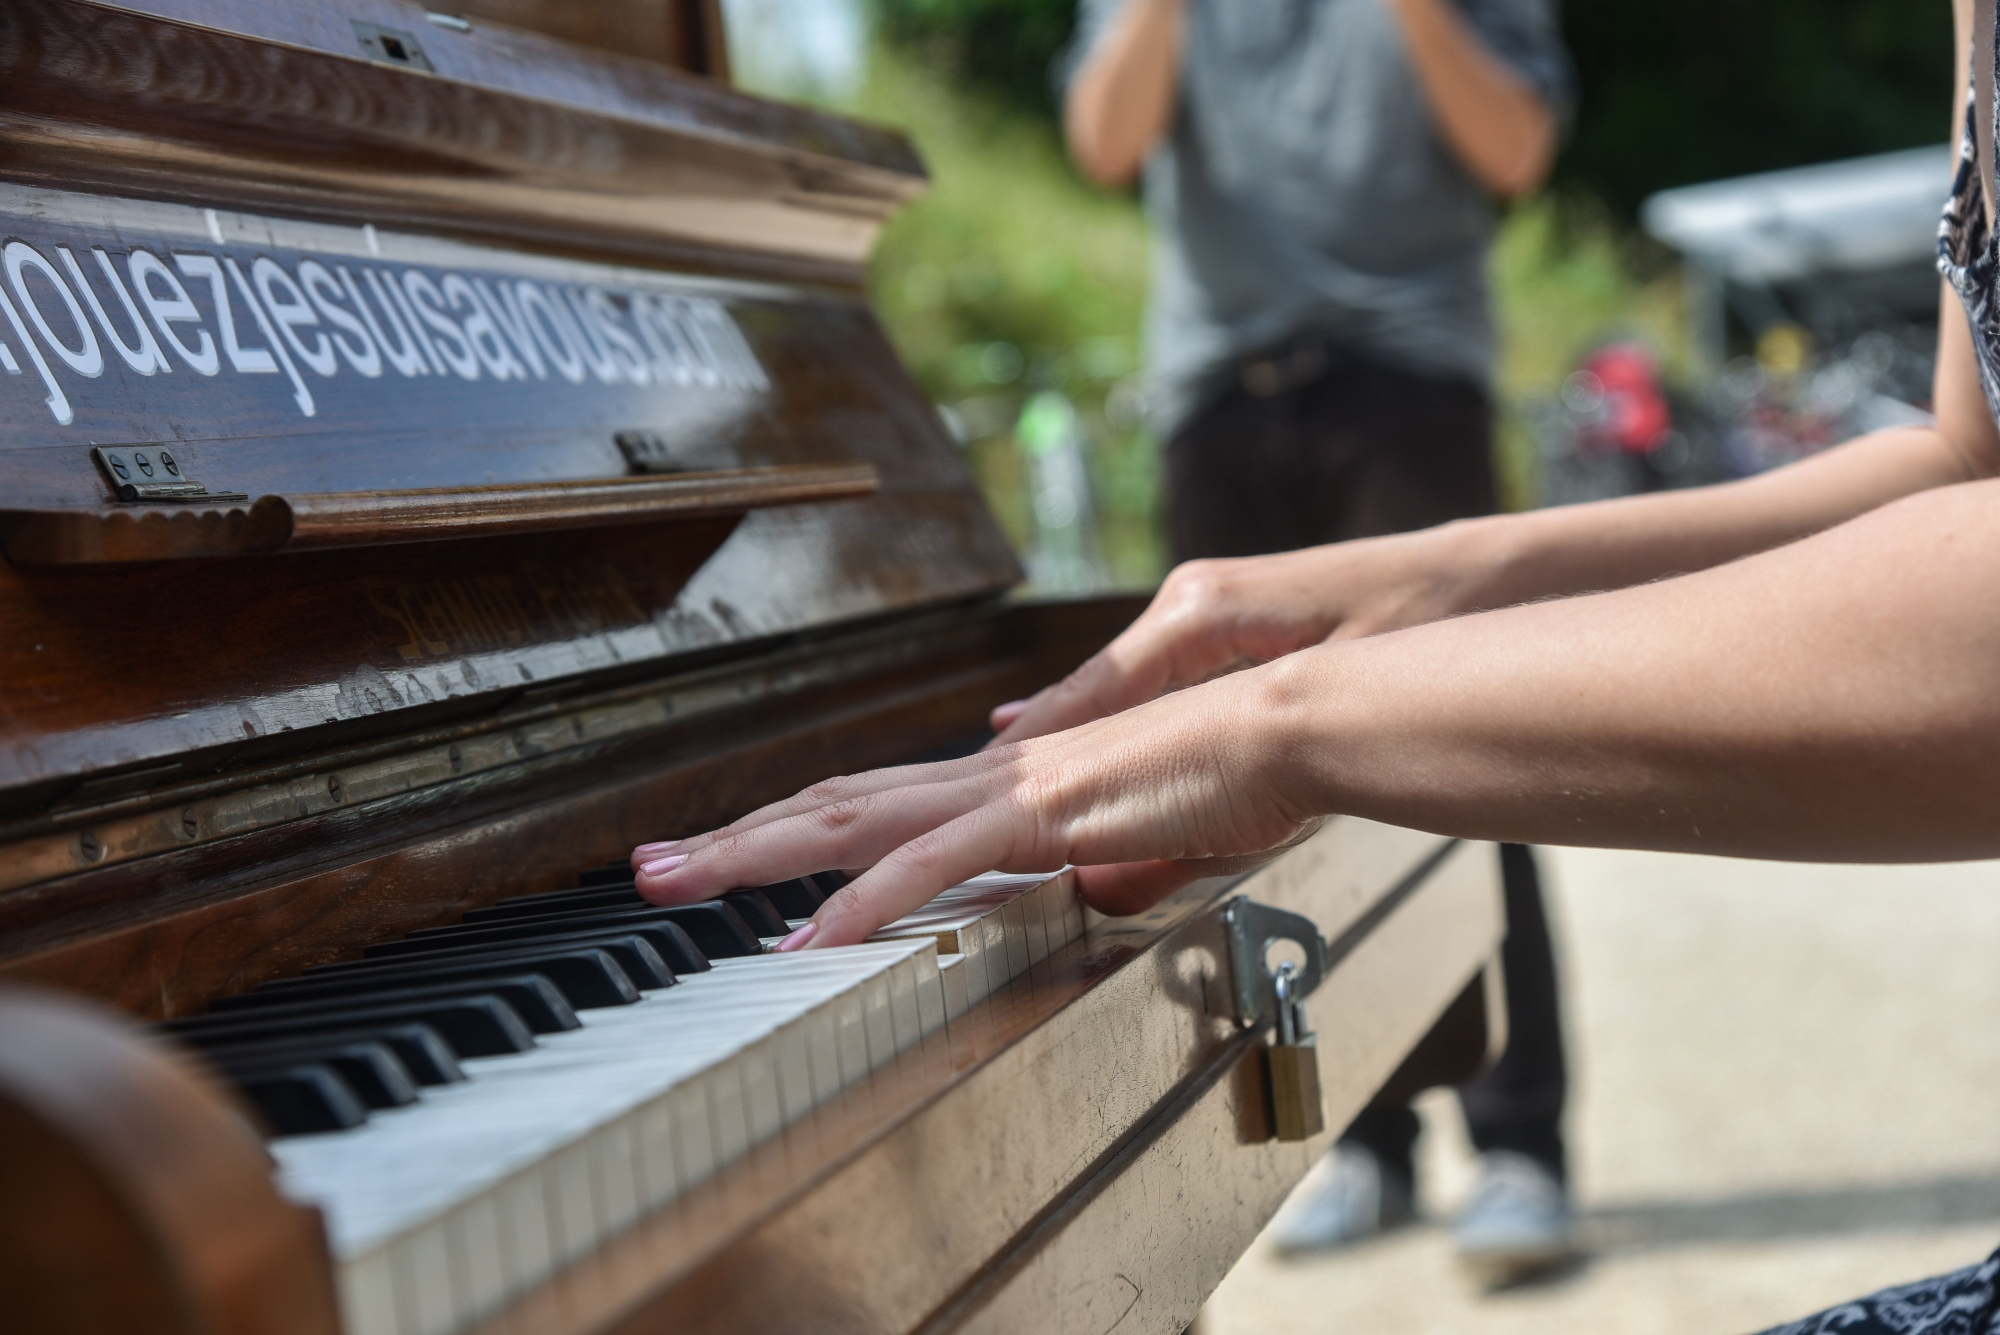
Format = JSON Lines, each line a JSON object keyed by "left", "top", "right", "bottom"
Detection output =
{"left": 1264, "top": 960, "right": 1325, "bottom": 1142}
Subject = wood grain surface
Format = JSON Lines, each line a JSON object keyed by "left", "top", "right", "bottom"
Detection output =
{"left": 447, "top": 0, "right": 730, "bottom": 80}
{"left": 0, "top": 0, "right": 921, "bottom": 275}
{"left": 0, "top": 597, "right": 1146, "bottom": 1019}
{"left": 0, "top": 986, "right": 341, "bottom": 1334}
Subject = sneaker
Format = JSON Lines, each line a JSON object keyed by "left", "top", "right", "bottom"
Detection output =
{"left": 1453, "top": 1150, "right": 1578, "bottom": 1286}
{"left": 1267, "top": 1146, "right": 1416, "bottom": 1255}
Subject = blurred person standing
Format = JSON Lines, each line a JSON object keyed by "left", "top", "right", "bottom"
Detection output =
{"left": 1061, "top": 0, "right": 1576, "bottom": 1282}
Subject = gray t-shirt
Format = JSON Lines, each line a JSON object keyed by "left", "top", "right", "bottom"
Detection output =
{"left": 1072, "top": 0, "right": 1573, "bottom": 435}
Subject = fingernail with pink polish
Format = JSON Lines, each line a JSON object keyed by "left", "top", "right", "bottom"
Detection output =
{"left": 774, "top": 921, "right": 818, "bottom": 953}
{"left": 632, "top": 840, "right": 681, "bottom": 860}
{"left": 638, "top": 853, "right": 688, "bottom": 877}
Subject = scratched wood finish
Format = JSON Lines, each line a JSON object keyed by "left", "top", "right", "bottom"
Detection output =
{"left": 0, "top": 988, "right": 342, "bottom": 1335}
{"left": 0, "top": 597, "right": 1145, "bottom": 1019}
{"left": 0, "top": 0, "right": 918, "bottom": 273}
{"left": 448, "top": 0, "right": 729, "bottom": 79}
{"left": 0, "top": 193, "right": 1019, "bottom": 801}
{"left": 0, "top": 464, "right": 880, "bottom": 564}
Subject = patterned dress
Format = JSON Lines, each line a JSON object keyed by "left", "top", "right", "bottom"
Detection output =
{"left": 1758, "top": 24, "right": 2000, "bottom": 1335}
{"left": 1754, "top": 1250, "right": 2000, "bottom": 1335}
{"left": 1940, "top": 12, "right": 2000, "bottom": 425}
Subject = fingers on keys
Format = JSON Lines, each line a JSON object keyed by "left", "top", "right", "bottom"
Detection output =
{"left": 633, "top": 766, "right": 1030, "bottom": 918}
{"left": 1072, "top": 860, "right": 1202, "bottom": 915}
{"left": 808, "top": 805, "right": 1029, "bottom": 947}
{"left": 987, "top": 698, "right": 1031, "bottom": 733}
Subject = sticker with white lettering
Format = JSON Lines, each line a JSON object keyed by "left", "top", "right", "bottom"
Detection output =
{"left": 0, "top": 186, "right": 775, "bottom": 444}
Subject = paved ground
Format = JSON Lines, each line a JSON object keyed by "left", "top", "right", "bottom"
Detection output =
{"left": 1202, "top": 847, "right": 2000, "bottom": 1334}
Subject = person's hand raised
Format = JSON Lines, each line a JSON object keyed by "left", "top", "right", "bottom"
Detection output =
{"left": 629, "top": 659, "right": 1330, "bottom": 949}
{"left": 989, "top": 531, "right": 1478, "bottom": 744}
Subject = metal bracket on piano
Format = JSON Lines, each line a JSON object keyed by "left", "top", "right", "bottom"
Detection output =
{"left": 1222, "top": 896, "right": 1329, "bottom": 1028}
{"left": 91, "top": 445, "right": 246, "bottom": 504}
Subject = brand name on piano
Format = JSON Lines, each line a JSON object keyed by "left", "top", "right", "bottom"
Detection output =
{"left": 0, "top": 235, "right": 769, "bottom": 424}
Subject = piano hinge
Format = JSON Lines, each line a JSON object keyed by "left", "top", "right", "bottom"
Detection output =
{"left": 1222, "top": 896, "right": 1329, "bottom": 1028}
{"left": 91, "top": 446, "right": 247, "bottom": 504}
{"left": 614, "top": 429, "right": 693, "bottom": 474}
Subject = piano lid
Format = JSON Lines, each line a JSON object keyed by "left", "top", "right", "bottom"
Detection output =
{"left": 0, "top": 0, "right": 1022, "bottom": 815}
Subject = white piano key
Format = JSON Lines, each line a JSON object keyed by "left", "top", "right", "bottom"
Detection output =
{"left": 967, "top": 899, "right": 1008, "bottom": 980}
{"left": 1020, "top": 887, "right": 1050, "bottom": 964}
{"left": 1062, "top": 879, "right": 1084, "bottom": 945}
{"left": 496, "top": 1167, "right": 552, "bottom": 1303}
{"left": 802, "top": 1002, "right": 842, "bottom": 1105}
{"left": 450, "top": 1192, "right": 508, "bottom": 1324}
{"left": 632, "top": 1096, "right": 680, "bottom": 1209}
{"left": 999, "top": 897, "right": 1034, "bottom": 976}
{"left": 548, "top": 1139, "right": 598, "bottom": 1266}
{"left": 340, "top": 1246, "right": 399, "bottom": 1335}
{"left": 884, "top": 954, "right": 920, "bottom": 1053}
{"left": 706, "top": 1057, "right": 751, "bottom": 1167}
{"left": 771, "top": 1014, "right": 815, "bottom": 1123}
{"left": 956, "top": 934, "right": 990, "bottom": 1006}
{"left": 859, "top": 970, "right": 894, "bottom": 1068}
{"left": 911, "top": 947, "right": 945, "bottom": 1039}
{"left": 1030, "top": 876, "right": 1068, "bottom": 951}
{"left": 592, "top": 1114, "right": 642, "bottom": 1237}
{"left": 668, "top": 1081, "right": 714, "bottom": 1192}
{"left": 972, "top": 904, "right": 1012, "bottom": 997}
{"left": 394, "top": 1217, "right": 455, "bottom": 1335}
{"left": 831, "top": 986, "right": 868, "bottom": 1082}
{"left": 737, "top": 1036, "right": 783, "bottom": 1147}
{"left": 272, "top": 925, "right": 959, "bottom": 1335}
{"left": 938, "top": 954, "right": 969, "bottom": 1025}
{"left": 926, "top": 908, "right": 993, "bottom": 1004}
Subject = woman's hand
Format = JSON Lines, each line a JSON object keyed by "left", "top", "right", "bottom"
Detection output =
{"left": 630, "top": 664, "right": 1328, "bottom": 949}
{"left": 989, "top": 527, "right": 1484, "bottom": 744}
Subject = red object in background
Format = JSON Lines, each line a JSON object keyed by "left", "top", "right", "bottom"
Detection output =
{"left": 1580, "top": 343, "right": 1671, "bottom": 454}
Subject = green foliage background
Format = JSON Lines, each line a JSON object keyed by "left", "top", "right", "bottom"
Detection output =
{"left": 846, "top": 0, "right": 1955, "bottom": 584}
{"left": 871, "top": 0, "right": 1955, "bottom": 215}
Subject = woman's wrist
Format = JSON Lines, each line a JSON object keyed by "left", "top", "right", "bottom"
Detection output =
{"left": 1242, "top": 641, "right": 1371, "bottom": 822}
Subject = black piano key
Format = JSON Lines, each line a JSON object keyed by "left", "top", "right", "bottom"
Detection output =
{"left": 357, "top": 924, "right": 706, "bottom": 978}
{"left": 578, "top": 865, "right": 640, "bottom": 888}
{"left": 807, "top": 870, "right": 850, "bottom": 896}
{"left": 193, "top": 1023, "right": 464, "bottom": 1086}
{"left": 307, "top": 933, "right": 682, "bottom": 989}
{"left": 232, "top": 1063, "right": 370, "bottom": 1135}
{"left": 207, "top": 1039, "right": 419, "bottom": 1109}
{"left": 163, "top": 995, "right": 536, "bottom": 1058}
{"left": 461, "top": 886, "right": 644, "bottom": 923}
{"left": 253, "top": 948, "right": 641, "bottom": 1010}
{"left": 718, "top": 889, "right": 787, "bottom": 936}
{"left": 381, "top": 903, "right": 761, "bottom": 960}
{"left": 200, "top": 975, "right": 578, "bottom": 1035}
{"left": 756, "top": 878, "right": 826, "bottom": 919}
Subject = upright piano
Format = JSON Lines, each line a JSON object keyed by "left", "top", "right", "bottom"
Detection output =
{"left": 0, "top": 3, "right": 1509, "bottom": 1332}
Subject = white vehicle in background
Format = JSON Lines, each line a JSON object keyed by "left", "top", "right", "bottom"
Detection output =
{"left": 1537, "top": 146, "right": 1949, "bottom": 506}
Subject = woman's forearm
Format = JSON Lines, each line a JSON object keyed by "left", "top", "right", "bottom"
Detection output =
{"left": 988, "top": 418, "right": 1982, "bottom": 744}
{"left": 1065, "top": 0, "right": 1184, "bottom": 186}
{"left": 1438, "top": 422, "right": 1977, "bottom": 615}
{"left": 1280, "top": 477, "right": 2000, "bottom": 861}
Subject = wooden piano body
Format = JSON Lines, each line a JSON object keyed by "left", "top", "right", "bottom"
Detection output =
{"left": 0, "top": 3, "right": 1508, "bottom": 1332}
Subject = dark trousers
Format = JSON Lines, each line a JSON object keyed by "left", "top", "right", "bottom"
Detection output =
{"left": 1168, "top": 358, "right": 1569, "bottom": 1182}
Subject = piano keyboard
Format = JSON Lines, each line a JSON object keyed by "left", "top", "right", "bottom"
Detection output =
{"left": 157, "top": 866, "right": 1082, "bottom": 1335}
